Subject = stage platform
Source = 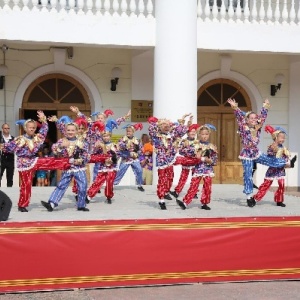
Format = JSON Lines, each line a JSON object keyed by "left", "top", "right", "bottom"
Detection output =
{"left": 1, "top": 184, "right": 300, "bottom": 293}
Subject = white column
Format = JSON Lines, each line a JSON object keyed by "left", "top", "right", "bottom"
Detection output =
{"left": 288, "top": 57, "right": 300, "bottom": 187}
{"left": 154, "top": 0, "right": 198, "bottom": 120}
{"left": 153, "top": 0, "right": 197, "bottom": 186}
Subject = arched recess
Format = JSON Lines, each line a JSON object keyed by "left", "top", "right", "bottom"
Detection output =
{"left": 23, "top": 73, "right": 91, "bottom": 110}
{"left": 20, "top": 73, "right": 91, "bottom": 144}
{"left": 197, "top": 77, "right": 253, "bottom": 184}
{"left": 14, "top": 63, "right": 102, "bottom": 137}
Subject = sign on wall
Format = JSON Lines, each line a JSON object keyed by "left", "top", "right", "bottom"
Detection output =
{"left": 131, "top": 100, "right": 153, "bottom": 122}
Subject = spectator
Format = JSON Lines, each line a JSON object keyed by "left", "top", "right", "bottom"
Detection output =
{"left": 0, "top": 123, "right": 15, "bottom": 187}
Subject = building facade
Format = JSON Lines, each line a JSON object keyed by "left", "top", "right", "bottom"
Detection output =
{"left": 0, "top": 0, "right": 299, "bottom": 186}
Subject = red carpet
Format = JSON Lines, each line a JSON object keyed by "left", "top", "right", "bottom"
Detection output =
{"left": 1, "top": 216, "right": 300, "bottom": 292}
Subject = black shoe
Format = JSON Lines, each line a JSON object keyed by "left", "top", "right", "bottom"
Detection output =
{"left": 201, "top": 204, "right": 211, "bottom": 210}
{"left": 41, "top": 201, "right": 53, "bottom": 212}
{"left": 138, "top": 186, "right": 145, "bottom": 192}
{"left": 18, "top": 207, "right": 28, "bottom": 212}
{"left": 277, "top": 202, "right": 286, "bottom": 207}
{"left": 159, "top": 202, "right": 167, "bottom": 210}
{"left": 164, "top": 193, "right": 173, "bottom": 200}
{"left": 247, "top": 197, "right": 256, "bottom": 208}
{"left": 98, "top": 190, "right": 101, "bottom": 194}
{"left": 176, "top": 199, "right": 186, "bottom": 210}
{"left": 290, "top": 155, "right": 297, "bottom": 168}
{"left": 169, "top": 191, "right": 179, "bottom": 199}
{"left": 253, "top": 184, "right": 258, "bottom": 189}
{"left": 193, "top": 194, "right": 198, "bottom": 199}
{"left": 77, "top": 207, "right": 89, "bottom": 211}
{"left": 106, "top": 198, "right": 112, "bottom": 204}
{"left": 85, "top": 196, "right": 90, "bottom": 204}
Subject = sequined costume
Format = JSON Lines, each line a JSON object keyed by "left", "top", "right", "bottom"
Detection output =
{"left": 182, "top": 141, "right": 218, "bottom": 206}
{"left": 148, "top": 117, "right": 188, "bottom": 201}
{"left": 48, "top": 136, "right": 89, "bottom": 209}
{"left": 87, "top": 139, "right": 118, "bottom": 201}
{"left": 90, "top": 113, "right": 128, "bottom": 182}
{"left": 173, "top": 135, "right": 198, "bottom": 197}
{"left": 3, "top": 121, "right": 48, "bottom": 209}
{"left": 232, "top": 104, "right": 286, "bottom": 197}
{"left": 114, "top": 123, "right": 144, "bottom": 189}
{"left": 253, "top": 125, "right": 291, "bottom": 206}
{"left": 254, "top": 144, "right": 290, "bottom": 204}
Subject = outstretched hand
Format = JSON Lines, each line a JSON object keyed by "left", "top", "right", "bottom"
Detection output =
{"left": 227, "top": 98, "right": 237, "bottom": 108}
{"left": 70, "top": 106, "right": 79, "bottom": 114}
{"left": 48, "top": 115, "right": 58, "bottom": 122}
{"left": 125, "top": 109, "right": 131, "bottom": 119}
{"left": 37, "top": 111, "right": 46, "bottom": 122}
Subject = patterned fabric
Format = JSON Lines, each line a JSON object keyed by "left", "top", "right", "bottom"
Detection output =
{"left": 183, "top": 176, "right": 212, "bottom": 205}
{"left": 148, "top": 122, "right": 187, "bottom": 168}
{"left": 254, "top": 178, "right": 285, "bottom": 203}
{"left": 51, "top": 136, "right": 89, "bottom": 171}
{"left": 4, "top": 122, "right": 48, "bottom": 171}
{"left": 114, "top": 135, "right": 143, "bottom": 185}
{"left": 114, "top": 160, "right": 143, "bottom": 185}
{"left": 49, "top": 169, "right": 88, "bottom": 208}
{"left": 193, "top": 141, "right": 218, "bottom": 178}
{"left": 157, "top": 166, "right": 174, "bottom": 199}
{"left": 234, "top": 107, "right": 268, "bottom": 160}
{"left": 265, "top": 144, "right": 289, "bottom": 179}
{"left": 116, "top": 136, "right": 142, "bottom": 163}
{"left": 88, "top": 171, "right": 117, "bottom": 199}
{"left": 139, "top": 153, "right": 153, "bottom": 171}
{"left": 174, "top": 168, "right": 191, "bottom": 195}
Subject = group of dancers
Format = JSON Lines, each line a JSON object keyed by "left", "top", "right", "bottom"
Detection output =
{"left": 0, "top": 98, "right": 297, "bottom": 213}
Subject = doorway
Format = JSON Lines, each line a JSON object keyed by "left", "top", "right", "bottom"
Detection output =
{"left": 197, "top": 78, "right": 251, "bottom": 184}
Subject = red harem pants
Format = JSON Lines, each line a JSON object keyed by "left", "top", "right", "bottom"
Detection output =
{"left": 174, "top": 167, "right": 194, "bottom": 195}
{"left": 254, "top": 178, "right": 285, "bottom": 203}
{"left": 157, "top": 166, "right": 174, "bottom": 199}
{"left": 183, "top": 176, "right": 212, "bottom": 205}
{"left": 73, "top": 154, "right": 112, "bottom": 194}
{"left": 18, "top": 158, "right": 71, "bottom": 208}
{"left": 87, "top": 170, "right": 117, "bottom": 200}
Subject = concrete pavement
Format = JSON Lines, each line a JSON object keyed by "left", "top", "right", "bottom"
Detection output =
{"left": 1, "top": 184, "right": 300, "bottom": 223}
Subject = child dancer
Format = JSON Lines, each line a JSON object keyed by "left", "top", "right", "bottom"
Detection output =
{"left": 114, "top": 123, "right": 145, "bottom": 191}
{"left": 41, "top": 121, "right": 90, "bottom": 212}
{"left": 170, "top": 123, "right": 199, "bottom": 199}
{"left": 1, "top": 111, "right": 48, "bottom": 212}
{"left": 227, "top": 98, "right": 296, "bottom": 207}
{"left": 148, "top": 114, "right": 191, "bottom": 210}
{"left": 86, "top": 121, "right": 118, "bottom": 204}
{"left": 251, "top": 125, "right": 291, "bottom": 207}
{"left": 176, "top": 124, "right": 218, "bottom": 210}
{"left": 90, "top": 109, "right": 131, "bottom": 182}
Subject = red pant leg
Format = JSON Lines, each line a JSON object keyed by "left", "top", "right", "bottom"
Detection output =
{"left": 18, "top": 169, "right": 34, "bottom": 208}
{"left": 166, "top": 166, "right": 174, "bottom": 193}
{"left": 104, "top": 171, "right": 116, "bottom": 199}
{"left": 274, "top": 178, "right": 285, "bottom": 203}
{"left": 175, "top": 168, "right": 190, "bottom": 194}
{"left": 254, "top": 179, "right": 273, "bottom": 201}
{"left": 157, "top": 168, "right": 168, "bottom": 199}
{"left": 87, "top": 172, "right": 106, "bottom": 199}
{"left": 201, "top": 176, "right": 212, "bottom": 205}
{"left": 183, "top": 176, "right": 201, "bottom": 205}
